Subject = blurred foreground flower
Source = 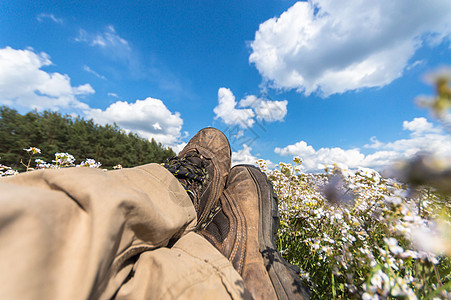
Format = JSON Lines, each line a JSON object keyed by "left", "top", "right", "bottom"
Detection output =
{"left": 417, "top": 68, "right": 451, "bottom": 118}
{"left": 392, "top": 154, "right": 451, "bottom": 194}
{"left": 412, "top": 218, "right": 451, "bottom": 257}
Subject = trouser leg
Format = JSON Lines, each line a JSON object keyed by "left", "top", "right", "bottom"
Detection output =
{"left": 0, "top": 163, "right": 197, "bottom": 299}
{"left": 115, "top": 232, "right": 250, "bottom": 299}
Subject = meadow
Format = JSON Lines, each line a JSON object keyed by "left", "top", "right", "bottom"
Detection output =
{"left": 259, "top": 158, "right": 450, "bottom": 299}
{"left": 1, "top": 146, "right": 450, "bottom": 299}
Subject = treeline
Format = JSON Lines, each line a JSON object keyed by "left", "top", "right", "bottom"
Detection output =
{"left": 0, "top": 106, "right": 175, "bottom": 170}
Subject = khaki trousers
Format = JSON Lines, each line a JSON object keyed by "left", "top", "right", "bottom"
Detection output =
{"left": 0, "top": 164, "right": 248, "bottom": 299}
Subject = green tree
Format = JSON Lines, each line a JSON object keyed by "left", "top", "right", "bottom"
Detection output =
{"left": 0, "top": 106, "right": 175, "bottom": 170}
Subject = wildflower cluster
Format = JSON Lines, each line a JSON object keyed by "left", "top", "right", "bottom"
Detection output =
{"left": 1, "top": 148, "right": 103, "bottom": 172}
{"left": 0, "top": 163, "right": 18, "bottom": 177}
{"left": 258, "top": 158, "right": 451, "bottom": 299}
{"left": 76, "top": 158, "right": 102, "bottom": 168}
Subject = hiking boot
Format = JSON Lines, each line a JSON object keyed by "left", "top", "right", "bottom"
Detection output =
{"left": 164, "top": 127, "right": 231, "bottom": 230}
{"left": 199, "top": 165, "right": 310, "bottom": 300}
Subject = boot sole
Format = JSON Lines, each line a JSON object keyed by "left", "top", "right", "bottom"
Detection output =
{"left": 239, "top": 165, "right": 310, "bottom": 300}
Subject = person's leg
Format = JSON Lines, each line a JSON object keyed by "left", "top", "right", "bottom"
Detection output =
{"left": 114, "top": 232, "right": 251, "bottom": 299}
{"left": 108, "top": 127, "right": 252, "bottom": 299}
{"left": 0, "top": 163, "right": 197, "bottom": 299}
{"left": 199, "top": 165, "right": 311, "bottom": 299}
{"left": 0, "top": 127, "right": 242, "bottom": 299}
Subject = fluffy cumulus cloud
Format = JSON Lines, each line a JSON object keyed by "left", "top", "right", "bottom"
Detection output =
{"left": 232, "top": 144, "right": 274, "bottom": 168}
{"left": 171, "top": 142, "right": 187, "bottom": 156}
{"left": 214, "top": 88, "right": 255, "bottom": 128}
{"left": 85, "top": 97, "right": 183, "bottom": 146}
{"left": 0, "top": 47, "right": 94, "bottom": 111}
{"left": 239, "top": 95, "right": 288, "bottom": 122}
{"left": 250, "top": 0, "right": 451, "bottom": 96}
{"left": 232, "top": 144, "right": 258, "bottom": 165}
{"left": 0, "top": 47, "right": 183, "bottom": 147}
{"left": 0, "top": 47, "right": 183, "bottom": 148}
{"left": 402, "top": 117, "right": 439, "bottom": 136}
{"left": 275, "top": 117, "right": 451, "bottom": 171}
{"left": 275, "top": 141, "right": 365, "bottom": 171}
{"left": 213, "top": 87, "right": 287, "bottom": 128}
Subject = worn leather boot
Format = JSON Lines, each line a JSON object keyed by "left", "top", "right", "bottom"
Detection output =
{"left": 164, "top": 127, "right": 231, "bottom": 230}
{"left": 199, "top": 165, "right": 310, "bottom": 300}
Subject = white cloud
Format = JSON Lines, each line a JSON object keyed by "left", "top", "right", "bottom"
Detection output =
{"left": 172, "top": 142, "right": 187, "bottom": 155}
{"left": 0, "top": 47, "right": 93, "bottom": 111}
{"left": 36, "top": 13, "right": 63, "bottom": 24}
{"left": 83, "top": 65, "right": 106, "bottom": 80}
{"left": 275, "top": 117, "right": 451, "bottom": 171}
{"left": 214, "top": 88, "right": 255, "bottom": 128}
{"left": 108, "top": 92, "right": 119, "bottom": 98}
{"left": 275, "top": 142, "right": 365, "bottom": 171}
{"left": 152, "top": 122, "right": 162, "bottom": 131}
{"left": 274, "top": 141, "right": 315, "bottom": 157}
{"left": 74, "top": 29, "right": 88, "bottom": 43}
{"left": 407, "top": 60, "right": 424, "bottom": 71}
{"left": 213, "top": 88, "right": 288, "bottom": 128}
{"left": 92, "top": 25, "right": 130, "bottom": 49}
{"left": 73, "top": 84, "right": 95, "bottom": 95}
{"left": 382, "top": 118, "right": 451, "bottom": 158}
{"left": 250, "top": 0, "right": 451, "bottom": 96}
{"left": 364, "top": 136, "right": 385, "bottom": 149}
{"left": 232, "top": 144, "right": 258, "bottom": 165}
{"left": 239, "top": 95, "right": 287, "bottom": 122}
{"left": 0, "top": 47, "right": 184, "bottom": 150}
{"left": 85, "top": 97, "right": 183, "bottom": 146}
{"left": 232, "top": 144, "right": 274, "bottom": 168}
{"left": 76, "top": 26, "right": 187, "bottom": 93}
{"left": 75, "top": 26, "right": 132, "bottom": 61}
{"left": 402, "top": 117, "right": 438, "bottom": 136}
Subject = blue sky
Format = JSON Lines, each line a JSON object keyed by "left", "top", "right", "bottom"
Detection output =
{"left": 1, "top": 0, "right": 451, "bottom": 171}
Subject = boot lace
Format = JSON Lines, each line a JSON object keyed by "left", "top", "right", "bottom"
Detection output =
{"left": 163, "top": 152, "right": 207, "bottom": 209}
